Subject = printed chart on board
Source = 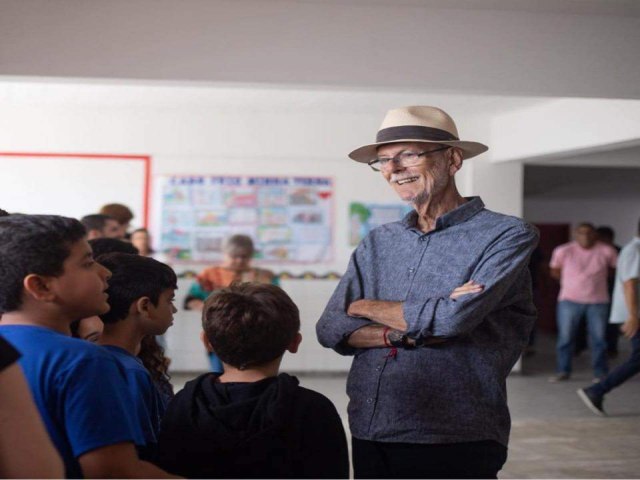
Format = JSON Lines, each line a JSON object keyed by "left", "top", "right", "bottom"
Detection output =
{"left": 153, "top": 175, "right": 334, "bottom": 263}
{"left": 349, "top": 202, "right": 413, "bottom": 246}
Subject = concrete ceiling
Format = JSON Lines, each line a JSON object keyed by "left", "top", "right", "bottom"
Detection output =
{"left": 524, "top": 144, "right": 640, "bottom": 168}
{"left": 1, "top": 0, "right": 639, "bottom": 99}
{"left": 524, "top": 164, "right": 640, "bottom": 199}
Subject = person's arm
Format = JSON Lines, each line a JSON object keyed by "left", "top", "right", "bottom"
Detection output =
{"left": 621, "top": 277, "right": 639, "bottom": 338}
{"left": 549, "top": 244, "right": 564, "bottom": 280}
{"left": 0, "top": 363, "right": 64, "bottom": 478}
{"left": 316, "top": 244, "right": 374, "bottom": 355}
{"left": 346, "top": 281, "right": 483, "bottom": 347}
{"left": 62, "top": 355, "right": 176, "bottom": 478}
{"left": 399, "top": 223, "right": 538, "bottom": 339}
{"left": 79, "top": 442, "right": 179, "bottom": 478}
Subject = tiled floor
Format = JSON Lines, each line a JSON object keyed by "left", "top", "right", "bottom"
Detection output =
{"left": 170, "top": 334, "right": 640, "bottom": 478}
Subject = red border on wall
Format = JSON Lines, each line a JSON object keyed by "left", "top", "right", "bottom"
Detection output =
{"left": 0, "top": 152, "right": 152, "bottom": 227}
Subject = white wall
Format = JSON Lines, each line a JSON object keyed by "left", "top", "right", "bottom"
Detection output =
{"left": 467, "top": 156, "right": 524, "bottom": 218}
{"left": 0, "top": 102, "right": 400, "bottom": 274}
{"left": 0, "top": 82, "right": 527, "bottom": 274}
{"left": 491, "top": 99, "right": 640, "bottom": 163}
{"left": 0, "top": 155, "right": 147, "bottom": 224}
{"left": 0, "top": 80, "right": 533, "bottom": 372}
{"left": 524, "top": 198, "right": 639, "bottom": 246}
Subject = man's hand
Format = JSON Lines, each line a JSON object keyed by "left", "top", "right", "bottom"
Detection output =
{"left": 621, "top": 317, "right": 639, "bottom": 339}
{"left": 450, "top": 280, "right": 484, "bottom": 299}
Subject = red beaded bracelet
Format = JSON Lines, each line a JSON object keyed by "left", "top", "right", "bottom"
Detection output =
{"left": 383, "top": 326, "right": 392, "bottom": 347}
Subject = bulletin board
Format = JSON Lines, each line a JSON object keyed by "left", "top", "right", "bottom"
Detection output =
{"left": 153, "top": 175, "right": 334, "bottom": 263}
{"left": 349, "top": 202, "right": 412, "bottom": 246}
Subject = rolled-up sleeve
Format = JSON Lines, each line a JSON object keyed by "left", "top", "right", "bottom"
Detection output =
{"left": 403, "top": 224, "right": 539, "bottom": 339}
{"left": 316, "top": 244, "right": 371, "bottom": 356}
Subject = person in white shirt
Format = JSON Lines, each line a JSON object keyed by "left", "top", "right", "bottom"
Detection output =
{"left": 577, "top": 220, "right": 640, "bottom": 415}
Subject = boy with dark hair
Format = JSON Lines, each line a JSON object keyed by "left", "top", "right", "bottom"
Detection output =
{"left": 97, "top": 252, "right": 178, "bottom": 461}
{"left": 80, "top": 213, "right": 122, "bottom": 240}
{"left": 0, "top": 214, "right": 174, "bottom": 478}
{"left": 158, "top": 282, "right": 349, "bottom": 479}
{"left": 89, "top": 236, "right": 140, "bottom": 257}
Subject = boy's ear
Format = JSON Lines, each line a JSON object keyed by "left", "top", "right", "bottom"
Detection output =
{"left": 134, "top": 297, "right": 152, "bottom": 318}
{"left": 287, "top": 332, "right": 302, "bottom": 354}
{"left": 200, "top": 330, "right": 214, "bottom": 353}
{"left": 23, "top": 274, "right": 56, "bottom": 303}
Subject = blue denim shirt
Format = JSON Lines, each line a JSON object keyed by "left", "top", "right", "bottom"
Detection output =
{"left": 316, "top": 197, "right": 538, "bottom": 446}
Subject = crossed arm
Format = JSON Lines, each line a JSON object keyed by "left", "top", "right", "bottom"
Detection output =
{"left": 317, "top": 224, "right": 538, "bottom": 354}
{"left": 346, "top": 281, "right": 483, "bottom": 348}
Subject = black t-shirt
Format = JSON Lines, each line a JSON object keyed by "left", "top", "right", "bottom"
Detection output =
{"left": 0, "top": 335, "right": 20, "bottom": 372}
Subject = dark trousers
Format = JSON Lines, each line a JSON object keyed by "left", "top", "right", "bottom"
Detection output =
{"left": 352, "top": 437, "right": 507, "bottom": 479}
{"left": 591, "top": 330, "right": 640, "bottom": 396}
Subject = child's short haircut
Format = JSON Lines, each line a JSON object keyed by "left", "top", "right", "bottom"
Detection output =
{"left": 89, "top": 238, "right": 139, "bottom": 257}
{"left": 97, "top": 253, "right": 177, "bottom": 324}
{"left": 202, "top": 283, "right": 300, "bottom": 369}
{"left": 81, "top": 214, "right": 114, "bottom": 233}
{"left": 0, "top": 215, "right": 86, "bottom": 313}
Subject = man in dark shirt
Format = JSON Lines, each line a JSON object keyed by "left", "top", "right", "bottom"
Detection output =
{"left": 317, "top": 106, "right": 539, "bottom": 479}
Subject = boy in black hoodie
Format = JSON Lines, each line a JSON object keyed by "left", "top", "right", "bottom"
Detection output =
{"left": 157, "top": 283, "right": 349, "bottom": 479}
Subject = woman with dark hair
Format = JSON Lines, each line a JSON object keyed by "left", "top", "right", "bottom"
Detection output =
{"left": 138, "top": 335, "right": 174, "bottom": 405}
{"left": 131, "top": 228, "right": 155, "bottom": 257}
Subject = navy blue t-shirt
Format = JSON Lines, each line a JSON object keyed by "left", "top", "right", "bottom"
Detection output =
{"left": 102, "top": 345, "right": 166, "bottom": 461}
{"left": 0, "top": 325, "right": 145, "bottom": 478}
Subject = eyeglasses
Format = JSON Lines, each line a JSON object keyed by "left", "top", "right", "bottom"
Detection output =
{"left": 367, "top": 146, "right": 450, "bottom": 172}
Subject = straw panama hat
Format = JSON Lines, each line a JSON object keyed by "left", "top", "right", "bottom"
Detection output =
{"left": 348, "top": 106, "right": 489, "bottom": 163}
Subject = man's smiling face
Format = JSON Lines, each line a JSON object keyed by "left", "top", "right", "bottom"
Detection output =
{"left": 377, "top": 142, "right": 451, "bottom": 206}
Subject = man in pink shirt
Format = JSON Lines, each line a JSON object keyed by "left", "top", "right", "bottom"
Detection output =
{"left": 549, "top": 223, "right": 618, "bottom": 382}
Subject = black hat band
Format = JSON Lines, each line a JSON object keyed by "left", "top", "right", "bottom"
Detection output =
{"left": 376, "top": 125, "right": 459, "bottom": 143}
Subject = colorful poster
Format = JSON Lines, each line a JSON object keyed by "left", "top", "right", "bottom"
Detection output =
{"left": 154, "top": 175, "right": 333, "bottom": 263}
{"left": 349, "top": 202, "right": 413, "bottom": 246}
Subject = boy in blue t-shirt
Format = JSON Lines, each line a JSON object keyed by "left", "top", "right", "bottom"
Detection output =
{"left": 96, "top": 252, "right": 178, "bottom": 462}
{"left": 0, "top": 215, "right": 175, "bottom": 478}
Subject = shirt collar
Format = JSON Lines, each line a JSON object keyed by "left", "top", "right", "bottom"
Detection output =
{"left": 401, "top": 196, "right": 485, "bottom": 231}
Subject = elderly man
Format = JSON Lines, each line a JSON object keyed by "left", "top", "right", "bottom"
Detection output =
{"left": 317, "top": 106, "right": 539, "bottom": 479}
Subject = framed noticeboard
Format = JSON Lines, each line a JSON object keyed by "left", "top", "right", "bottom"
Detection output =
{"left": 153, "top": 175, "right": 334, "bottom": 264}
